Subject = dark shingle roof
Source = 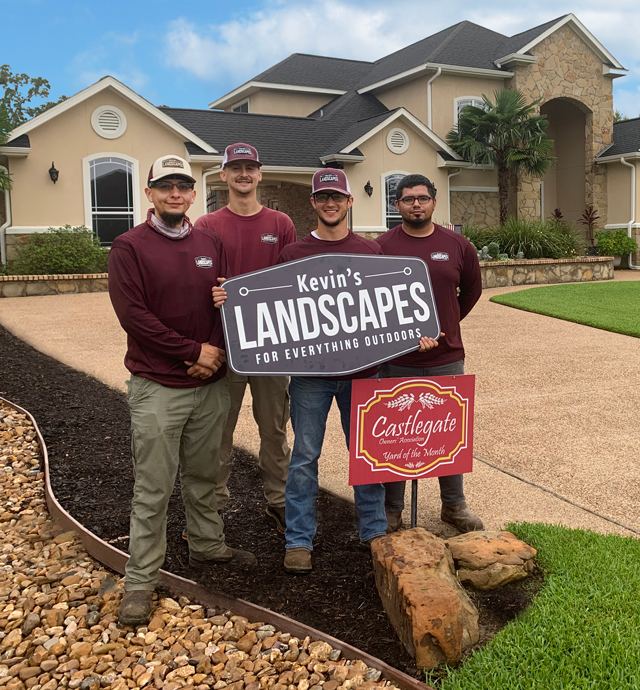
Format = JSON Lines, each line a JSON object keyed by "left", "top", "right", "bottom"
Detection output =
{"left": 5, "top": 134, "right": 30, "bottom": 147}
{"left": 598, "top": 118, "right": 640, "bottom": 158}
{"left": 253, "top": 53, "right": 374, "bottom": 91}
{"left": 497, "top": 16, "right": 567, "bottom": 58}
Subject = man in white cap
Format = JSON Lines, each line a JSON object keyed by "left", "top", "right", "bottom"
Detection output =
{"left": 195, "top": 143, "right": 296, "bottom": 533}
{"left": 109, "top": 155, "right": 255, "bottom": 627}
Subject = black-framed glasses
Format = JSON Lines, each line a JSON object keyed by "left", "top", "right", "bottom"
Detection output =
{"left": 398, "top": 195, "right": 433, "bottom": 205}
{"left": 314, "top": 192, "right": 349, "bottom": 204}
{"left": 152, "top": 181, "right": 195, "bottom": 193}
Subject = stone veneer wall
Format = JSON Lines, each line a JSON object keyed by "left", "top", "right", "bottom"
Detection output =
{"left": 508, "top": 24, "right": 613, "bottom": 221}
{"left": 481, "top": 256, "right": 612, "bottom": 288}
{"left": 450, "top": 191, "right": 500, "bottom": 227}
{"left": 0, "top": 274, "right": 108, "bottom": 298}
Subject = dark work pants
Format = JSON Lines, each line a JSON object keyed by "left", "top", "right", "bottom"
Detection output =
{"left": 380, "top": 359, "right": 466, "bottom": 512}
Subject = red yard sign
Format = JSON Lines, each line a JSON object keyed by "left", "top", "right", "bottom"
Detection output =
{"left": 349, "top": 376, "right": 475, "bottom": 486}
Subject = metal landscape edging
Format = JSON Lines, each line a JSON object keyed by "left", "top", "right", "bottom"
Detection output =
{"left": 0, "top": 396, "right": 432, "bottom": 690}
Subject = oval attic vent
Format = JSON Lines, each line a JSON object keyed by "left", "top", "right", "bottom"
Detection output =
{"left": 387, "top": 128, "right": 409, "bottom": 154}
{"left": 91, "top": 105, "right": 127, "bottom": 139}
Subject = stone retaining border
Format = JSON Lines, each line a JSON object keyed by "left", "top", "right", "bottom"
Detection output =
{"left": 0, "top": 274, "right": 108, "bottom": 298}
{"left": 481, "top": 256, "right": 613, "bottom": 288}
{"left": 0, "top": 396, "right": 431, "bottom": 690}
{"left": 0, "top": 257, "right": 614, "bottom": 297}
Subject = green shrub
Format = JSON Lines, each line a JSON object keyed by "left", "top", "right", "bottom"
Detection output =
{"left": 462, "top": 224, "right": 489, "bottom": 250}
{"left": 595, "top": 228, "right": 638, "bottom": 256}
{"left": 12, "top": 225, "right": 110, "bottom": 275}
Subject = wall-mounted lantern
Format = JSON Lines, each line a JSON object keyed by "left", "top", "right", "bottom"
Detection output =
{"left": 48, "top": 162, "right": 59, "bottom": 184}
{"left": 364, "top": 180, "right": 373, "bottom": 197}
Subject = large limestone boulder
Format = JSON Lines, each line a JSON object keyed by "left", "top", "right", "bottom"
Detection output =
{"left": 371, "top": 528, "right": 479, "bottom": 670}
{"left": 446, "top": 531, "right": 536, "bottom": 591}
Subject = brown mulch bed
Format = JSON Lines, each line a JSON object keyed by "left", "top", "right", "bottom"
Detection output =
{"left": 0, "top": 323, "right": 540, "bottom": 679}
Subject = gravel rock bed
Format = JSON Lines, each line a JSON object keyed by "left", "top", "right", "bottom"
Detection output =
{"left": 0, "top": 401, "right": 399, "bottom": 690}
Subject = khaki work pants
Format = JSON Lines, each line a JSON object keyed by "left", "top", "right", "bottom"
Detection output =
{"left": 216, "top": 371, "right": 291, "bottom": 510}
{"left": 125, "top": 375, "right": 230, "bottom": 590}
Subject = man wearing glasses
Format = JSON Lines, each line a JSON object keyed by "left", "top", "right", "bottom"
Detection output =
{"left": 195, "top": 143, "right": 295, "bottom": 534}
{"left": 109, "top": 155, "right": 255, "bottom": 627}
{"left": 375, "top": 174, "right": 484, "bottom": 535}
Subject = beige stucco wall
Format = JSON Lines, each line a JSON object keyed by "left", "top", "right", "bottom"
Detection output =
{"left": 541, "top": 99, "right": 586, "bottom": 223}
{"left": 605, "top": 160, "right": 638, "bottom": 225}
{"left": 7, "top": 87, "right": 206, "bottom": 231}
{"left": 346, "top": 121, "right": 450, "bottom": 230}
{"left": 239, "top": 90, "right": 333, "bottom": 117}
{"left": 375, "top": 72, "right": 507, "bottom": 141}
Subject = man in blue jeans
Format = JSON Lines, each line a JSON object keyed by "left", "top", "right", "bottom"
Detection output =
{"left": 376, "top": 173, "right": 484, "bottom": 534}
{"left": 276, "top": 169, "right": 440, "bottom": 574}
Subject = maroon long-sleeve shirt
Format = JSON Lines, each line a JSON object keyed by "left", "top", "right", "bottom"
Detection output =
{"left": 108, "top": 215, "right": 229, "bottom": 388}
{"left": 277, "top": 231, "right": 382, "bottom": 380}
{"left": 375, "top": 224, "right": 482, "bottom": 367}
{"left": 195, "top": 206, "right": 297, "bottom": 277}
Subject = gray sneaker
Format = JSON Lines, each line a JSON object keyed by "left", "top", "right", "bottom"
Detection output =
{"left": 283, "top": 547, "right": 312, "bottom": 574}
{"left": 189, "top": 547, "right": 257, "bottom": 567}
{"left": 118, "top": 590, "right": 154, "bottom": 627}
{"left": 266, "top": 505, "right": 286, "bottom": 532}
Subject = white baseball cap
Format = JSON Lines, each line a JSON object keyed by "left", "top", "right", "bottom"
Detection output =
{"left": 148, "top": 155, "right": 196, "bottom": 185}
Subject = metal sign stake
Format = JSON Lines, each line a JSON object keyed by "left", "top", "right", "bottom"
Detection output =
{"left": 411, "top": 479, "right": 418, "bottom": 529}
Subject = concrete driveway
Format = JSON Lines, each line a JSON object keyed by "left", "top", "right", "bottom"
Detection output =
{"left": 2, "top": 271, "right": 639, "bottom": 538}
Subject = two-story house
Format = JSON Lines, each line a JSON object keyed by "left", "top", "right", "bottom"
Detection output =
{"left": 1, "top": 13, "right": 638, "bottom": 264}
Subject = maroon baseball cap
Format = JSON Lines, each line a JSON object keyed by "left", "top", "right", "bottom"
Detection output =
{"left": 312, "top": 168, "right": 351, "bottom": 196}
{"left": 222, "top": 142, "right": 262, "bottom": 167}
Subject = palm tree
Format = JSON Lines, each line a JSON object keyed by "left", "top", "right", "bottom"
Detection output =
{"left": 446, "top": 89, "right": 554, "bottom": 225}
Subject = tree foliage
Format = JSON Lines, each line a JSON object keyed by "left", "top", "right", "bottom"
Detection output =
{"left": 613, "top": 109, "right": 628, "bottom": 123}
{"left": 0, "top": 64, "right": 67, "bottom": 130}
{"left": 446, "top": 89, "right": 555, "bottom": 224}
{"left": 0, "top": 105, "right": 10, "bottom": 191}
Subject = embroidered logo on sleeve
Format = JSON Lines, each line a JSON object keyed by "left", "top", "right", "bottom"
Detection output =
{"left": 261, "top": 233, "right": 279, "bottom": 244}
{"left": 431, "top": 252, "right": 449, "bottom": 261}
{"left": 195, "top": 256, "right": 213, "bottom": 268}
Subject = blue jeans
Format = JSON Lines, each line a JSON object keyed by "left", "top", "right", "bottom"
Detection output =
{"left": 285, "top": 376, "right": 387, "bottom": 550}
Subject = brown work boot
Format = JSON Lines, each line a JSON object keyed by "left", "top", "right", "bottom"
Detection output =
{"left": 190, "top": 547, "right": 257, "bottom": 567}
{"left": 284, "top": 547, "right": 312, "bottom": 574}
{"left": 441, "top": 502, "right": 484, "bottom": 532}
{"left": 385, "top": 510, "right": 403, "bottom": 534}
{"left": 118, "top": 590, "right": 154, "bottom": 626}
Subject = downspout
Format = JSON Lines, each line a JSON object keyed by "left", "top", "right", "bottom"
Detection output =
{"left": 427, "top": 67, "right": 442, "bottom": 130}
{"left": 0, "top": 165, "right": 10, "bottom": 266}
{"left": 447, "top": 168, "right": 461, "bottom": 224}
{"left": 619, "top": 157, "right": 640, "bottom": 270}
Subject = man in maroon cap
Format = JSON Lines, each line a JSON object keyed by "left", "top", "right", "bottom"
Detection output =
{"left": 195, "top": 143, "right": 296, "bottom": 533}
{"left": 109, "top": 155, "right": 255, "bottom": 627}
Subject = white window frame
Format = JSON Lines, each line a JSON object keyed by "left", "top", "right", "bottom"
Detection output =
{"left": 381, "top": 170, "right": 410, "bottom": 230}
{"left": 453, "top": 96, "right": 486, "bottom": 126}
{"left": 231, "top": 99, "right": 250, "bottom": 113}
{"left": 82, "top": 153, "right": 141, "bottom": 239}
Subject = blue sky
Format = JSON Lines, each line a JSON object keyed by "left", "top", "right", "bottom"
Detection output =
{"left": 4, "top": 0, "right": 640, "bottom": 118}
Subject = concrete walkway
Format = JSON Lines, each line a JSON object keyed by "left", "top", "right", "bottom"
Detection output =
{"left": 2, "top": 271, "right": 639, "bottom": 539}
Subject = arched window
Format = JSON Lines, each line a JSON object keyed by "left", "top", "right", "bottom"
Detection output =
{"left": 454, "top": 97, "right": 486, "bottom": 126}
{"left": 85, "top": 156, "right": 137, "bottom": 245}
{"left": 384, "top": 173, "right": 406, "bottom": 229}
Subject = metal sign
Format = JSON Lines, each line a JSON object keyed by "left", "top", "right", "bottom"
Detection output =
{"left": 221, "top": 254, "right": 440, "bottom": 376}
{"left": 349, "top": 375, "right": 475, "bottom": 485}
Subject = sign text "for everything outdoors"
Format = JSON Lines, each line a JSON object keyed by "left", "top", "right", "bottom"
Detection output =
{"left": 221, "top": 254, "right": 440, "bottom": 376}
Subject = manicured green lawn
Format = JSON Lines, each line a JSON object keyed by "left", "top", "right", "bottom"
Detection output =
{"left": 428, "top": 523, "right": 640, "bottom": 689}
{"left": 489, "top": 281, "right": 640, "bottom": 338}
